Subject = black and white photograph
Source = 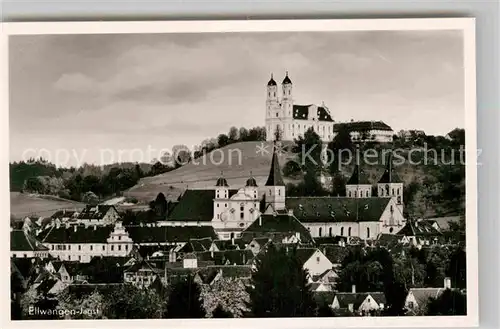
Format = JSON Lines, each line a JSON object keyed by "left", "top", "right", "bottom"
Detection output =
{"left": 2, "top": 19, "right": 477, "bottom": 327}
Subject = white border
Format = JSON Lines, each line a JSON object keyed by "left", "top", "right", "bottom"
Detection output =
{"left": 0, "top": 18, "right": 478, "bottom": 329}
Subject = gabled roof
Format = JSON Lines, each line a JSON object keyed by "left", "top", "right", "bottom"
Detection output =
{"left": 421, "top": 216, "right": 461, "bottom": 231}
{"left": 313, "top": 291, "right": 336, "bottom": 308}
{"left": 408, "top": 288, "right": 444, "bottom": 307}
{"left": 318, "top": 245, "right": 349, "bottom": 265}
{"left": 292, "top": 105, "right": 333, "bottom": 122}
{"left": 11, "top": 230, "right": 48, "bottom": 251}
{"left": 293, "top": 248, "right": 318, "bottom": 265}
{"left": 397, "top": 221, "right": 442, "bottom": 237}
{"left": 125, "top": 225, "right": 217, "bottom": 244}
{"left": 334, "top": 292, "right": 374, "bottom": 309}
{"left": 11, "top": 257, "right": 35, "bottom": 279}
{"left": 167, "top": 189, "right": 237, "bottom": 222}
{"left": 77, "top": 205, "right": 118, "bottom": 220}
{"left": 265, "top": 146, "right": 285, "bottom": 186}
{"left": 38, "top": 225, "right": 114, "bottom": 243}
{"left": 243, "top": 213, "right": 313, "bottom": 243}
{"left": 51, "top": 210, "right": 77, "bottom": 219}
{"left": 333, "top": 121, "right": 393, "bottom": 132}
{"left": 60, "top": 262, "right": 87, "bottom": 276}
{"left": 376, "top": 233, "right": 404, "bottom": 246}
{"left": 286, "top": 197, "right": 391, "bottom": 223}
{"left": 378, "top": 152, "right": 402, "bottom": 184}
{"left": 346, "top": 164, "right": 371, "bottom": 185}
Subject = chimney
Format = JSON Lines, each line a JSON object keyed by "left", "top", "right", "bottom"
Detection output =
{"left": 231, "top": 237, "right": 235, "bottom": 245}
{"left": 351, "top": 284, "right": 356, "bottom": 293}
{"left": 74, "top": 225, "right": 77, "bottom": 232}
{"left": 444, "top": 277, "right": 451, "bottom": 289}
{"left": 288, "top": 209, "right": 294, "bottom": 216}
{"left": 93, "top": 225, "right": 97, "bottom": 230}
{"left": 259, "top": 215, "right": 262, "bottom": 226}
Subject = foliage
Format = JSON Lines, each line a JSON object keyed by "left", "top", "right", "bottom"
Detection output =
{"left": 426, "top": 289, "right": 466, "bottom": 315}
{"left": 248, "top": 243, "right": 316, "bottom": 317}
{"left": 446, "top": 245, "right": 466, "bottom": 289}
{"left": 212, "top": 305, "right": 233, "bottom": 318}
{"left": 165, "top": 275, "right": 205, "bottom": 318}
{"left": 282, "top": 160, "right": 302, "bottom": 178}
{"left": 104, "top": 284, "right": 164, "bottom": 319}
{"left": 201, "top": 277, "right": 250, "bottom": 318}
{"left": 57, "top": 290, "right": 106, "bottom": 319}
{"left": 326, "top": 124, "right": 353, "bottom": 174}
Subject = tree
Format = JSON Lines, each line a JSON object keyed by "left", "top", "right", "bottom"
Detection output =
{"left": 57, "top": 290, "right": 106, "bottom": 319}
{"left": 327, "top": 124, "right": 353, "bottom": 175}
{"left": 82, "top": 191, "right": 99, "bottom": 205}
{"left": 248, "top": 244, "right": 316, "bottom": 317}
{"left": 228, "top": 126, "right": 239, "bottom": 143}
{"left": 165, "top": 275, "right": 205, "bottom": 318}
{"left": 296, "top": 128, "right": 325, "bottom": 197}
{"left": 446, "top": 246, "right": 466, "bottom": 289}
{"left": 104, "top": 284, "right": 164, "bottom": 319}
{"left": 217, "top": 134, "right": 230, "bottom": 148}
{"left": 238, "top": 127, "right": 250, "bottom": 142}
{"left": 152, "top": 192, "right": 168, "bottom": 217}
{"left": 212, "top": 305, "right": 233, "bottom": 318}
{"left": 426, "top": 289, "right": 466, "bottom": 315}
{"left": 201, "top": 277, "right": 250, "bottom": 318}
{"left": 283, "top": 160, "right": 302, "bottom": 177}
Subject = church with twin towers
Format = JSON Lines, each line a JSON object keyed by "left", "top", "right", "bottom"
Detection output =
{"left": 264, "top": 72, "right": 394, "bottom": 143}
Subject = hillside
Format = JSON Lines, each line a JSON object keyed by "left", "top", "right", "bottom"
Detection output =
{"left": 125, "top": 141, "right": 298, "bottom": 201}
{"left": 10, "top": 192, "right": 85, "bottom": 218}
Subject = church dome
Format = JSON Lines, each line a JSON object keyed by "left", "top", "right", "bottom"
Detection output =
{"left": 282, "top": 71, "right": 292, "bottom": 84}
{"left": 216, "top": 177, "right": 229, "bottom": 187}
{"left": 246, "top": 177, "right": 258, "bottom": 187}
{"left": 267, "top": 74, "right": 277, "bottom": 86}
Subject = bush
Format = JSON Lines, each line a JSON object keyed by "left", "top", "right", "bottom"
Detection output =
{"left": 283, "top": 160, "right": 302, "bottom": 177}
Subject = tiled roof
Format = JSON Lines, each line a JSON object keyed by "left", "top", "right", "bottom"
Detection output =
{"left": 421, "top": 216, "right": 461, "bottom": 231}
{"left": 292, "top": 105, "right": 333, "bottom": 122}
{"left": 397, "top": 221, "right": 442, "bottom": 237}
{"left": 167, "top": 189, "right": 237, "bottom": 222}
{"left": 368, "top": 292, "right": 386, "bottom": 305}
{"left": 77, "top": 205, "right": 118, "bottom": 220}
{"left": 265, "top": 146, "right": 285, "bottom": 186}
{"left": 318, "top": 245, "right": 349, "bottom": 265}
{"left": 314, "top": 236, "right": 347, "bottom": 246}
{"left": 286, "top": 197, "right": 391, "bottom": 223}
{"left": 313, "top": 291, "right": 336, "bottom": 308}
{"left": 125, "top": 225, "right": 217, "bottom": 244}
{"left": 64, "top": 283, "right": 123, "bottom": 299}
{"left": 11, "top": 230, "right": 48, "bottom": 251}
{"left": 346, "top": 164, "right": 371, "bottom": 185}
{"left": 51, "top": 210, "right": 77, "bottom": 219}
{"left": 292, "top": 248, "right": 318, "bottom": 265}
{"left": 60, "top": 262, "right": 88, "bottom": 276}
{"left": 334, "top": 292, "right": 377, "bottom": 309}
{"left": 333, "top": 121, "right": 393, "bottom": 132}
{"left": 376, "top": 233, "right": 404, "bottom": 246}
{"left": 409, "top": 288, "right": 444, "bottom": 308}
{"left": 243, "top": 214, "right": 313, "bottom": 243}
{"left": 38, "top": 225, "right": 113, "bottom": 243}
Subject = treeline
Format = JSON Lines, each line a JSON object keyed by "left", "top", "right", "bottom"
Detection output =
{"left": 282, "top": 126, "right": 466, "bottom": 218}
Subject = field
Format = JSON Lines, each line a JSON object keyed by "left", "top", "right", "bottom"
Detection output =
{"left": 10, "top": 192, "right": 85, "bottom": 218}
{"left": 125, "top": 141, "right": 299, "bottom": 202}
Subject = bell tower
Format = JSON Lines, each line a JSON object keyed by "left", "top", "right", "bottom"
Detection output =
{"left": 264, "top": 143, "right": 286, "bottom": 213}
{"left": 377, "top": 152, "right": 404, "bottom": 214}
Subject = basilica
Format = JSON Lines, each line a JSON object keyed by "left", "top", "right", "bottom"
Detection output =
{"left": 265, "top": 72, "right": 394, "bottom": 143}
{"left": 163, "top": 145, "right": 406, "bottom": 241}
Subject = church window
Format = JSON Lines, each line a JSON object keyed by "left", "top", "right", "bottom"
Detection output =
{"left": 217, "top": 203, "right": 219, "bottom": 208}
{"left": 360, "top": 191, "right": 363, "bottom": 197}
{"left": 319, "top": 228, "right": 322, "bottom": 237}
{"left": 397, "top": 188, "right": 400, "bottom": 195}
{"left": 367, "top": 227, "right": 370, "bottom": 238}
{"left": 273, "top": 92, "right": 276, "bottom": 97}
{"left": 240, "top": 204, "right": 244, "bottom": 211}
{"left": 278, "top": 189, "right": 281, "bottom": 196}
{"left": 390, "top": 205, "right": 394, "bottom": 213}
{"left": 354, "top": 191, "right": 357, "bottom": 197}
{"left": 329, "top": 227, "right": 332, "bottom": 237}
{"left": 348, "top": 227, "right": 352, "bottom": 236}
{"left": 348, "top": 191, "right": 352, "bottom": 197}
{"left": 276, "top": 113, "right": 278, "bottom": 117}
{"left": 217, "top": 192, "right": 219, "bottom": 198}
{"left": 240, "top": 212, "right": 244, "bottom": 219}
{"left": 392, "top": 188, "right": 394, "bottom": 195}
{"left": 225, "top": 203, "right": 227, "bottom": 207}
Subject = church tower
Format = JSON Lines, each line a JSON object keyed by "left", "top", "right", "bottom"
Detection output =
{"left": 214, "top": 172, "right": 229, "bottom": 221}
{"left": 377, "top": 152, "right": 404, "bottom": 213}
{"left": 245, "top": 172, "right": 259, "bottom": 201}
{"left": 266, "top": 73, "right": 282, "bottom": 141}
{"left": 264, "top": 144, "right": 286, "bottom": 213}
{"left": 345, "top": 163, "right": 372, "bottom": 198}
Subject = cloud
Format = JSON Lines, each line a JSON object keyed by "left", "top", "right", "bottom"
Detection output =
{"left": 53, "top": 72, "right": 97, "bottom": 93}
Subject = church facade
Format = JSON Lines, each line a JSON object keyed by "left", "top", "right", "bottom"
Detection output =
{"left": 265, "top": 72, "right": 394, "bottom": 143}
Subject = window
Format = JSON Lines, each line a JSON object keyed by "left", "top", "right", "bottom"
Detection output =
{"left": 102, "top": 245, "right": 105, "bottom": 251}
{"left": 360, "top": 191, "right": 363, "bottom": 197}
{"left": 316, "top": 257, "right": 320, "bottom": 263}
{"left": 348, "top": 191, "right": 352, "bottom": 197}
{"left": 51, "top": 245, "right": 54, "bottom": 250}
{"left": 278, "top": 189, "right": 281, "bottom": 196}
{"left": 392, "top": 188, "right": 394, "bottom": 195}
{"left": 118, "top": 236, "right": 121, "bottom": 241}
{"left": 68, "top": 255, "right": 71, "bottom": 260}
{"left": 68, "top": 245, "right": 71, "bottom": 250}
{"left": 217, "top": 192, "right": 219, "bottom": 198}
{"left": 225, "top": 203, "right": 227, "bottom": 207}
{"left": 240, "top": 212, "right": 244, "bottom": 219}
{"left": 111, "top": 245, "right": 114, "bottom": 251}
{"left": 340, "top": 227, "right": 344, "bottom": 236}
{"left": 397, "top": 188, "right": 400, "bottom": 195}
{"left": 348, "top": 227, "right": 352, "bottom": 236}
{"left": 118, "top": 245, "right": 121, "bottom": 251}
{"left": 390, "top": 205, "right": 394, "bottom": 213}
{"left": 217, "top": 203, "right": 219, "bottom": 208}
{"left": 408, "top": 301, "right": 414, "bottom": 309}
{"left": 23, "top": 254, "right": 27, "bottom": 258}
{"left": 78, "top": 256, "right": 81, "bottom": 261}
{"left": 319, "top": 227, "right": 322, "bottom": 237}
{"left": 78, "top": 245, "right": 81, "bottom": 251}
{"left": 276, "top": 113, "right": 278, "bottom": 117}
{"left": 273, "top": 92, "right": 276, "bottom": 97}
{"left": 125, "top": 245, "right": 128, "bottom": 250}
{"left": 354, "top": 191, "right": 357, "bottom": 197}
{"left": 367, "top": 227, "right": 370, "bottom": 239}
{"left": 90, "top": 245, "right": 93, "bottom": 251}
{"left": 329, "top": 227, "right": 332, "bottom": 237}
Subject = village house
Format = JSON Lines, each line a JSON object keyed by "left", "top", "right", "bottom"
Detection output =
{"left": 76, "top": 204, "right": 120, "bottom": 225}
{"left": 397, "top": 220, "right": 443, "bottom": 247}
{"left": 331, "top": 291, "right": 386, "bottom": 315}
{"left": 404, "top": 277, "right": 452, "bottom": 314}
{"left": 123, "top": 260, "right": 163, "bottom": 288}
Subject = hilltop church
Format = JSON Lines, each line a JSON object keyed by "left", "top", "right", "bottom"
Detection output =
{"left": 265, "top": 72, "right": 394, "bottom": 143}
{"left": 164, "top": 145, "right": 406, "bottom": 241}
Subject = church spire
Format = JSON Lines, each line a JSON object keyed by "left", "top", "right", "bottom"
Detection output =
{"left": 265, "top": 143, "right": 285, "bottom": 186}
{"left": 378, "top": 151, "right": 402, "bottom": 184}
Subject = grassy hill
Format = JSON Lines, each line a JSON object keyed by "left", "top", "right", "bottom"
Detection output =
{"left": 125, "top": 141, "right": 299, "bottom": 201}
{"left": 10, "top": 192, "right": 85, "bottom": 218}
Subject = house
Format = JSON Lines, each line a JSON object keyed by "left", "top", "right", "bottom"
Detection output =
{"left": 246, "top": 237, "right": 271, "bottom": 256}
{"left": 311, "top": 268, "right": 338, "bottom": 289}
{"left": 123, "top": 260, "right": 162, "bottom": 288}
{"left": 38, "top": 222, "right": 133, "bottom": 262}
{"left": 11, "top": 229, "right": 49, "bottom": 259}
{"left": 125, "top": 224, "right": 218, "bottom": 247}
{"left": 404, "top": 277, "right": 451, "bottom": 314}
{"left": 22, "top": 215, "right": 42, "bottom": 234}
{"left": 51, "top": 210, "right": 79, "bottom": 222}
{"left": 420, "top": 216, "right": 462, "bottom": 232}
{"left": 396, "top": 220, "right": 443, "bottom": 247}
{"left": 77, "top": 205, "right": 120, "bottom": 225}
{"left": 333, "top": 121, "right": 394, "bottom": 143}
{"left": 331, "top": 288, "right": 386, "bottom": 316}
{"left": 58, "top": 262, "right": 88, "bottom": 283}
{"left": 294, "top": 248, "right": 334, "bottom": 280}
{"left": 318, "top": 244, "right": 349, "bottom": 268}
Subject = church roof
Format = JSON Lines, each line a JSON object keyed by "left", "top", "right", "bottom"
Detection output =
{"left": 246, "top": 176, "right": 258, "bottom": 187}
{"left": 285, "top": 197, "right": 392, "bottom": 223}
{"left": 216, "top": 177, "right": 229, "bottom": 187}
{"left": 333, "top": 121, "right": 393, "bottom": 132}
{"left": 378, "top": 153, "right": 402, "bottom": 183}
{"left": 267, "top": 74, "right": 277, "bottom": 86}
{"left": 265, "top": 146, "right": 285, "bottom": 186}
{"left": 292, "top": 105, "right": 334, "bottom": 122}
{"left": 346, "top": 164, "right": 371, "bottom": 185}
{"left": 167, "top": 189, "right": 238, "bottom": 222}
{"left": 282, "top": 72, "right": 292, "bottom": 84}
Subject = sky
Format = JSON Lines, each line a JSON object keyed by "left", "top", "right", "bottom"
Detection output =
{"left": 9, "top": 30, "right": 465, "bottom": 167}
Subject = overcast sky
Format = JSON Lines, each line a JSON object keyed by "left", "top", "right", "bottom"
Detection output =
{"left": 9, "top": 30, "right": 464, "bottom": 167}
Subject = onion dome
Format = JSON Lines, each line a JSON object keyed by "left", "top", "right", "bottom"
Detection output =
{"left": 246, "top": 176, "right": 258, "bottom": 187}
{"left": 267, "top": 73, "right": 277, "bottom": 86}
{"left": 216, "top": 172, "right": 229, "bottom": 187}
{"left": 282, "top": 71, "right": 292, "bottom": 84}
